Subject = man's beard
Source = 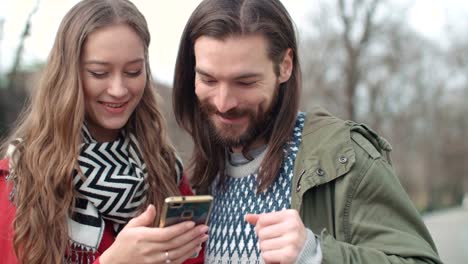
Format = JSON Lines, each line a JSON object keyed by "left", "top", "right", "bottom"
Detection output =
{"left": 199, "top": 101, "right": 275, "bottom": 148}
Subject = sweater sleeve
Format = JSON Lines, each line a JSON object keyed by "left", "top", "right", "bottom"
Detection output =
{"left": 295, "top": 228, "right": 322, "bottom": 264}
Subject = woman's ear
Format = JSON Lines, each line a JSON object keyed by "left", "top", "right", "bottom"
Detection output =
{"left": 278, "top": 48, "right": 293, "bottom": 83}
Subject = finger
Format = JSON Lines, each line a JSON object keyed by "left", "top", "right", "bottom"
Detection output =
{"left": 144, "top": 221, "right": 196, "bottom": 242}
{"left": 164, "top": 224, "right": 208, "bottom": 249}
{"left": 172, "top": 244, "right": 203, "bottom": 264}
{"left": 256, "top": 210, "right": 299, "bottom": 228}
{"left": 165, "top": 233, "right": 208, "bottom": 261}
{"left": 125, "top": 204, "right": 156, "bottom": 228}
{"left": 256, "top": 221, "right": 287, "bottom": 241}
{"left": 245, "top": 213, "right": 260, "bottom": 225}
{"left": 258, "top": 235, "right": 287, "bottom": 252}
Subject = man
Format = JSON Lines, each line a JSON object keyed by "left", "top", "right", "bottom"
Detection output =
{"left": 173, "top": 0, "right": 441, "bottom": 263}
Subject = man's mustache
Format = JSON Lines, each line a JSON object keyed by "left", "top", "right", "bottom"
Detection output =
{"left": 200, "top": 102, "right": 252, "bottom": 119}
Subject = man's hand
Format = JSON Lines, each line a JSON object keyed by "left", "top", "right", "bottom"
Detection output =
{"left": 245, "top": 210, "right": 306, "bottom": 264}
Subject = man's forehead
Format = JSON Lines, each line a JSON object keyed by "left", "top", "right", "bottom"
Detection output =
{"left": 193, "top": 35, "right": 273, "bottom": 79}
{"left": 193, "top": 35, "right": 269, "bottom": 57}
{"left": 195, "top": 66, "right": 264, "bottom": 80}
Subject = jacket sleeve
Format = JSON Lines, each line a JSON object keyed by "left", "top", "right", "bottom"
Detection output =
{"left": 319, "top": 143, "right": 442, "bottom": 264}
{"left": 0, "top": 159, "right": 19, "bottom": 264}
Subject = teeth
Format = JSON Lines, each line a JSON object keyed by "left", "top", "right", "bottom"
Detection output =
{"left": 103, "top": 103, "right": 124, "bottom": 108}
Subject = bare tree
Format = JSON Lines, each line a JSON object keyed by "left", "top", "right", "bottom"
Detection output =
{"left": 0, "top": 18, "right": 4, "bottom": 76}
{"left": 338, "top": 0, "right": 380, "bottom": 120}
{"left": 299, "top": 0, "right": 468, "bottom": 211}
{"left": 301, "top": 0, "right": 399, "bottom": 121}
{"left": 7, "top": 0, "right": 40, "bottom": 90}
{"left": 1, "top": 0, "right": 40, "bottom": 138}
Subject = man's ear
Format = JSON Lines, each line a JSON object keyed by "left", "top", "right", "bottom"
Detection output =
{"left": 278, "top": 48, "right": 293, "bottom": 83}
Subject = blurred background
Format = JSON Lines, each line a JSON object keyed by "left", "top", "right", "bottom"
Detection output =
{"left": 0, "top": 0, "right": 467, "bottom": 263}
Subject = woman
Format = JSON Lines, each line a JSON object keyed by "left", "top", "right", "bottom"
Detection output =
{"left": 0, "top": 0, "right": 207, "bottom": 263}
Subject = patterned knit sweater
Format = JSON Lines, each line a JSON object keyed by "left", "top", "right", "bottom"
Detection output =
{"left": 205, "top": 113, "right": 321, "bottom": 263}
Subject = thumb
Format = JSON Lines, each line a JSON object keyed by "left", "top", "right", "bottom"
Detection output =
{"left": 125, "top": 204, "right": 157, "bottom": 228}
{"left": 245, "top": 213, "right": 260, "bottom": 225}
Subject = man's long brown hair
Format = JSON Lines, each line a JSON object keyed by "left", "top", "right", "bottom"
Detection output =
{"left": 173, "top": 0, "right": 301, "bottom": 193}
{"left": 0, "top": 0, "right": 179, "bottom": 263}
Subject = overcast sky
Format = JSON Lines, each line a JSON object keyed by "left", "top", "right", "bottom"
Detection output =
{"left": 0, "top": 0, "right": 467, "bottom": 85}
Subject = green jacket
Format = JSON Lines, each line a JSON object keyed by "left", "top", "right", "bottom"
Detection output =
{"left": 292, "top": 108, "right": 441, "bottom": 264}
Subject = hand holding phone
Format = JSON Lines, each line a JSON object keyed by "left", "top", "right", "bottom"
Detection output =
{"left": 159, "top": 195, "right": 213, "bottom": 228}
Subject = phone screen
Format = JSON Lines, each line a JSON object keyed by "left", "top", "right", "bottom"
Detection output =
{"left": 159, "top": 195, "right": 213, "bottom": 227}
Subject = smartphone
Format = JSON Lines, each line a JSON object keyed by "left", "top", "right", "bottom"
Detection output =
{"left": 159, "top": 195, "right": 213, "bottom": 228}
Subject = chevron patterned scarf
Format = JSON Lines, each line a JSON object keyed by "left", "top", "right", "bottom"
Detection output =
{"left": 67, "top": 125, "right": 149, "bottom": 260}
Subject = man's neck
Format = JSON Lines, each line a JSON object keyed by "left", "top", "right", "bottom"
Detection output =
{"left": 231, "top": 138, "right": 267, "bottom": 153}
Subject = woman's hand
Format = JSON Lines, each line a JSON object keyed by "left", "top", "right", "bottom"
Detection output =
{"left": 100, "top": 205, "right": 208, "bottom": 264}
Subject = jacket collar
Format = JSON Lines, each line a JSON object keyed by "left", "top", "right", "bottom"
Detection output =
{"left": 292, "top": 107, "right": 356, "bottom": 198}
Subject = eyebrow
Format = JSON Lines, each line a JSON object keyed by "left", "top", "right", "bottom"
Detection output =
{"left": 195, "top": 67, "right": 263, "bottom": 80}
{"left": 83, "top": 58, "right": 144, "bottom": 65}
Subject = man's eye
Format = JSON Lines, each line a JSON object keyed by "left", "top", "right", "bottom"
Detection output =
{"left": 87, "top": 70, "right": 108, "bottom": 78}
{"left": 238, "top": 81, "right": 256, "bottom": 87}
{"left": 203, "top": 79, "right": 217, "bottom": 85}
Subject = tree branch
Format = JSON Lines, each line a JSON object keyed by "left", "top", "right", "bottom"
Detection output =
{"left": 7, "top": 0, "right": 41, "bottom": 90}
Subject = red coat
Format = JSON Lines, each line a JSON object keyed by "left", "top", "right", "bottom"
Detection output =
{"left": 0, "top": 159, "right": 203, "bottom": 264}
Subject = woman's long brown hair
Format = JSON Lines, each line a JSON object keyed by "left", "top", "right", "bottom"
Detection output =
{"left": 173, "top": 0, "right": 301, "bottom": 193}
{"left": 0, "top": 0, "right": 179, "bottom": 263}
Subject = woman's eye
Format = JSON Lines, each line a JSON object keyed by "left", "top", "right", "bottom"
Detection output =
{"left": 125, "top": 70, "right": 142, "bottom": 77}
{"left": 87, "top": 70, "right": 108, "bottom": 78}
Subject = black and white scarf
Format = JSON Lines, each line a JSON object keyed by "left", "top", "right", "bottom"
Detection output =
{"left": 6, "top": 126, "right": 182, "bottom": 263}
{"left": 67, "top": 126, "right": 149, "bottom": 258}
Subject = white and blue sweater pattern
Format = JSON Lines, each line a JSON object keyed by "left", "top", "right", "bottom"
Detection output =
{"left": 205, "top": 113, "right": 306, "bottom": 263}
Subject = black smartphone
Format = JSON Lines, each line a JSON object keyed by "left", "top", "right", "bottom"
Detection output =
{"left": 159, "top": 195, "right": 213, "bottom": 228}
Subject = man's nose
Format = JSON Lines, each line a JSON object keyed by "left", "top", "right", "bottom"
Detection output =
{"left": 213, "top": 84, "right": 238, "bottom": 113}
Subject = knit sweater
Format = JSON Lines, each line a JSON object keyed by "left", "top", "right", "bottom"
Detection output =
{"left": 205, "top": 113, "right": 322, "bottom": 263}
